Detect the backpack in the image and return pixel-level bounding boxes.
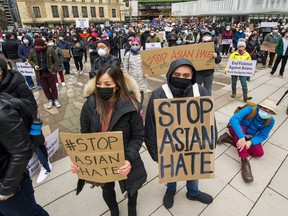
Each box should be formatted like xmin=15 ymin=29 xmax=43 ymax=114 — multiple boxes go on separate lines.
xmin=234 ymin=102 xmax=272 ymax=127
xmin=0 ymin=92 xmax=44 ymax=150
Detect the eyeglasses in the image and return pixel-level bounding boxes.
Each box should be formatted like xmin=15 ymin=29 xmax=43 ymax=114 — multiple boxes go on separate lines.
xmin=259 ymin=106 xmax=274 ymax=114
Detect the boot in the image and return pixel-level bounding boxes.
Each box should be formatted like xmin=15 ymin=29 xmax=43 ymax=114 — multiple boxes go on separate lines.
xmin=128 ymin=205 xmax=137 ymax=216
xmin=110 ymin=207 xmax=119 ymax=216
xmin=241 ymin=158 xmax=254 ymax=182
xmin=243 ymin=89 xmax=252 ymax=102
xmin=217 ymin=132 xmax=234 ymax=145
xmin=163 ymin=188 xmax=176 ymax=209
xmin=231 ymin=88 xmax=236 ymax=98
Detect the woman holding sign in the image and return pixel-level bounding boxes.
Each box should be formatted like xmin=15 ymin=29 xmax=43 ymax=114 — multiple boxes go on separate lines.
xmin=71 ymin=65 xmax=147 ymax=216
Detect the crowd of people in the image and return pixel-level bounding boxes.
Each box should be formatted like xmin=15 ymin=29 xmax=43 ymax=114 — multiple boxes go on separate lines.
xmin=0 ymin=19 xmax=287 ymax=216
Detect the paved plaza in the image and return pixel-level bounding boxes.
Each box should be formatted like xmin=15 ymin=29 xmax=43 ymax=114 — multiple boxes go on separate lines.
xmin=31 ymin=57 xmax=288 ymax=216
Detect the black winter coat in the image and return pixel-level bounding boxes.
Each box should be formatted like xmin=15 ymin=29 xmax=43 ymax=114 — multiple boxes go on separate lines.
xmin=79 ymin=94 xmax=147 ymax=196
xmin=89 ymin=54 xmax=120 ymax=78
xmin=0 ymin=96 xmax=33 ymax=196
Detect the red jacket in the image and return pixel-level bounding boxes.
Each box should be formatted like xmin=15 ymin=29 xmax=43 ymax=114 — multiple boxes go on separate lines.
xmin=222 ymin=30 xmax=234 ymax=40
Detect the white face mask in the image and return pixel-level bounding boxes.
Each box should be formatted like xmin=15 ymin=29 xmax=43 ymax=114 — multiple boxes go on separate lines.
xmin=131 ymin=45 xmax=140 ymax=51
xmin=23 ymin=39 xmax=29 ymax=44
xmin=258 ymin=110 xmax=271 ymax=119
xmin=150 ymin=32 xmax=155 ymax=36
xmin=59 ymin=37 xmax=64 ymax=41
xmin=98 ymin=48 xmax=107 ymax=57
xmin=48 ymin=42 xmax=54 ymax=47
xmin=273 ymin=30 xmax=278 ymax=34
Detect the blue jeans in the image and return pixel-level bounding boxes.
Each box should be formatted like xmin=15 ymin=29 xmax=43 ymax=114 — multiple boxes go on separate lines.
xmin=167 ymin=180 xmax=199 ymax=197
xmin=25 ymin=76 xmax=41 ymax=88
xmin=0 ymin=173 xmax=49 ymax=216
xmin=231 ymin=75 xmax=247 ymax=90
xmin=63 ymin=61 xmax=70 ymax=74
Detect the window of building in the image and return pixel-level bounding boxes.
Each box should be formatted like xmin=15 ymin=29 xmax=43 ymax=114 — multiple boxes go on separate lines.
xmin=91 ymin=7 xmax=96 ymax=17
xmin=62 ymin=0 xmax=66 ymax=2
xmin=99 ymin=0 xmax=103 ymax=3
xmin=82 ymin=6 xmax=88 ymax=17
xmin=72 ymin=0 xmax=76 ymax=2
xmin=62 ymin=6 xmax=69 ymax=18
xmin=33 ymin=6 xmax=41 ymax=18
xmin=112 ymin=9 xmax=116 ymax=18
xmin=82 ymin=0 xmax=85 ymax=2
xmin=72 ymin=6 xmax=79 ymax=17
xmin=99 ymin=7 xmax=104 ymax=17
xmin=108 ymin=0 xmax=111 ymax=3
xmin=51 ymin=6 xmax=59 ymax=18
xmin=91 ymin=0 xmax=94 ymax=2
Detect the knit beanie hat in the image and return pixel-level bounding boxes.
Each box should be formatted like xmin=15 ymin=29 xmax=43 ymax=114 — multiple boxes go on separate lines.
xmin=131 ymin=38 xmax=141 ymax=45
xmin=97 ymin=40 xmax=110 ymax=48
xmin=34 ymin=38 xmax=45 ymax=46
xmin=237 ymin=38 xmax=246 ymax=48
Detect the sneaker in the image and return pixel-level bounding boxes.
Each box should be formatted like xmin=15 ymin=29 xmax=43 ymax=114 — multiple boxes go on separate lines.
xmin=54 ymin=100 xmax=61 ymax=108
xmin=56 ymin=83 xmax=59 ymax=87
xmin=36 ymin=163 xmax=52 ymax=184
xmin=47 ymin=100 xmax=53 ymax=109
xmin=79 ymin=70 xmax=83 ymax=74
xmin=37 ymin=86 xmax=42 ymax=90
xmin=61 ymin=82 xmax=66 ymax=87
xmin=77 ymin=70 xmax=81 ymax=74
xmin=163 ymin=188 xmax=176 ymax=209
xmin=186 ymin=191 xmax=213 ymax=204
xmin=279 ymin=75 xmax=283 ymax=78
xmin=29 ymin=86 xmax=35 ymax=90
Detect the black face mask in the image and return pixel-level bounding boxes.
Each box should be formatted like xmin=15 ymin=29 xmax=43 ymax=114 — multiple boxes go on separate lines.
xmin=96 ymin=87 xmax=114 ymax=100
xmin=171 ymin=77 xmax=191 ymax=89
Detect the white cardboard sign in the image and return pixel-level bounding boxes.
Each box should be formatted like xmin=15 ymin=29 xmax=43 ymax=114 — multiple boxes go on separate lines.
xmin=16 ymin=63 xmax=35 ymax=76
xmin=75 ymin=18 xmax=89 ymax=28
xmin=145 ymin=42 xmax=162 ymax=50
xmin=226 ymin=60 xmax=257 ymax=77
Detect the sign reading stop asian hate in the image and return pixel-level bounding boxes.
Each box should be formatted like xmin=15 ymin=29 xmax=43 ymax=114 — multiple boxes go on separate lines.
xmin=60 ymin=132 xmax=127 ymax=183
xmin=140 ymin=42 xmax=215 ymax=76
xmin=154 ymin=97 xmax=215 ymax=183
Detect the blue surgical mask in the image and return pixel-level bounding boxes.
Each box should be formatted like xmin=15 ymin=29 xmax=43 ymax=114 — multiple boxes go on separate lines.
xmin=176 ymin=40 xmax=182 ymax=45
xmin=258 ymin=110 xmax=271 ymax=119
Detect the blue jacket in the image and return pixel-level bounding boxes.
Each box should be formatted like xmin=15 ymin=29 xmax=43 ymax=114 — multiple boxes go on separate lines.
xmin=233 ymin=32 xmax=246 ymax=48
xmin=57 ymin=40 xmax=70 ymax=62
xmin=18 ymin=35 xmax=33 ymax=62
xmin=229 ymin=106 xmax=275 ymax=146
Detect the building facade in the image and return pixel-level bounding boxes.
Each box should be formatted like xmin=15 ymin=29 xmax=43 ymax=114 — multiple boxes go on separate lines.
xmin=172 ymin=0 xmax=288 ymax=23
xmin=0 ymin=0 xmax=14 ymax=28
xmin=16 ymin=0 xmax=124 ymax=27
xmin=0 ymin=5 xmax=8 ymax=30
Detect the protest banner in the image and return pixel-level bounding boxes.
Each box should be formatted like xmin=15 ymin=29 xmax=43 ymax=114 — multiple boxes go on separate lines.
xmin=62 ymin=49 xmax=71 ymax=58
xmin=164 ymin=27 xmax=173 ymax=32
xmin=60 ymin=131 xmax=126 ymax=183
xmin=226 ymin=60 xmax=257 ymax=77
xmin=27 ymin=129 xmax=59 ymax=176
xmin=140 ymin=42 xmax=214 ymax=76
xmin=154 ymin=97 xmax=215 ymax=183
xmin=75 ymin=18 xmax=89 ymax=28
xmin=260 ymin=42 xmax=276 ymax=53
xmin=146 ymin=42 xmax=162 ymax=50
xmin=260 ymin=22 xmax=278 ymax=28
xmin=16 ymin=62 xmax=35 ymax=76
xmin=221 ymin=39 xmax=232 ymax=45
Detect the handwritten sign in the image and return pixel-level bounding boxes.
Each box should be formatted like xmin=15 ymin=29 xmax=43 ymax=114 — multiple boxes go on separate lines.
xmin=75 ymin=18 xmax=89 ymax=28
xmin=60 ymin=132 xmax=126 ymax=183
xmin=260 ymin=22 xmax=278 ymax=28
xmin=16 ymin=62 xmax=35 ymax=76
xmin=165 ymin=27 xmax=173 ymax=32
xmin=260 ymin=42 xmax=276 ymax=53
xmin=27 ymin=129 xmax=59 ymax=176
xmin=221 ymin=39 xmax=232 ymax=45
xmin=226 ymin=60 xmax=257 ymax=77
xmin=62 ymin=49 xmax=71 ymax=58
xmin=154 ymin=97 xmax=215 ymax=183
xmin=146 ymin=42 xmax=162 ymax=50
xmin=140 ymin=42 xmax=214 ymax=76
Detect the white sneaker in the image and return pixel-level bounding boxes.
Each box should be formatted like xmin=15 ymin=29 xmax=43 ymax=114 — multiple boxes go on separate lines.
xmin=47 ymin=100 xmax=53 ymax=109
xmin=54 ymin=100 xmax=61 ymax=108
xmin=79 ymin=71 xmax=83 ymax=74
xmin=56 ymin=83 xmax=59 ymax=87
xmin=36 ymin=163 xmax=52 ymax=184
xmin=61 ymin=82 xmax=66 ymax=87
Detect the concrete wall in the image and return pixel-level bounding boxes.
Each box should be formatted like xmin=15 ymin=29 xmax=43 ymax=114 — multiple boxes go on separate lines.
xmin=172 ymin=0 xmax=288 ymax=16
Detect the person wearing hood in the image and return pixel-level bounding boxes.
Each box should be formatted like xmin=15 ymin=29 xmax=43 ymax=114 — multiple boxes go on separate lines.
xmin=233 ymin=28 xmax=246 ymax=50
xmin=57 ymin=36 xmax=71 ymax=75
xmin=123 ymin=38 xmax=147 ymax=106
xmin=140 ymin=27 xmax=150 ymax=50
xmin=71 ymin=35 xmax=85 ymax=74
xmin=217 ymin=99 xmax=276 ymax=182
xmin=167 ymin=28 xmax=178 ymax=47
xmin=145 ymin=58 xmax=215 ymax=209
xmin=262 ymin=27 xmax=282 ymax=68
xmin=196 ymin=32 xmax=221 ymax=95
xmin=89 ymin=40 xmax=120 ymax=79
xmin=18 ymin=35 xmax=41 ymax=90
xmin=71 ymin=65 xmax=147 ymax=216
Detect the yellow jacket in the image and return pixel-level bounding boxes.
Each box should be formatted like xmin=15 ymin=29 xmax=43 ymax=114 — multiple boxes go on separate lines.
xmin=225 ymin=51 xmax=252 ymax=72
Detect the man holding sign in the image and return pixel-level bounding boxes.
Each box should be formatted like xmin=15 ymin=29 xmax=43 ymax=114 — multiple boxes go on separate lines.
xmin=145 ymin=58 xmax=215 ymax=209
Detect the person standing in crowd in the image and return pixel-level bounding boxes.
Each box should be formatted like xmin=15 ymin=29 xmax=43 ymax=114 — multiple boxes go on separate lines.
xmin=262 ymin=26 xmax=282 ymax=68
xmin=175 ymin=37 xmax=183 ymax=46
xmin=146 ymin=29 xmax=161 ymax=44
xmin=140 ymin=27 xmax=150 ymax=50
xmin=116 ymin=30 xmax=127 ymax=60
xmin=217 ymin=99 xmax=276 ymax=182
xmin=227 ymin=39 xmax=253 ymax=102
xmin=89 ymin=40 xmax=120 ymax=79
xmin=78 ymin=28 xmax=90 ymax=63
xmin=196 ymin=32 xmax=221 ymax=95
xmin=57 ymin=36 xmax=71 ymax=75
xmin=28 ymin=38 xmax=61 ymax=108
xmin=71 ymin=65 xmax=147 ymax=216
xmin=123 ymin=38 xmax=147 ymax=107
xmin=88 ymin=35 xmax=100 ymax=69
xmin=233 ymin=28 xmax=245 ymax=51
xmin=145 ymin=58 xmax=214 ymax=209
xmin=48 ymin=39 xmax=65 ymax=87
xmin=18 ymin=35 xmax=41 ymax=90
xmin=0 ymin=93 xmax=49 ymax=216
xmin=167 ymin=28 xmax=178 ymax=47
xmin=183 ymin=29 xmax=196 ymax=45
xmin=71 ymin=35 xmax=85 ymax=74
xmin=221 ymin=25 xmax=234 ymax=57
xmin=270 ymin=28 xmax=288 ymax=78
xmin=2 ymin=32 xmax=21 ymax=70
xmin=246 ymin=34 xmax=261 ymax=61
